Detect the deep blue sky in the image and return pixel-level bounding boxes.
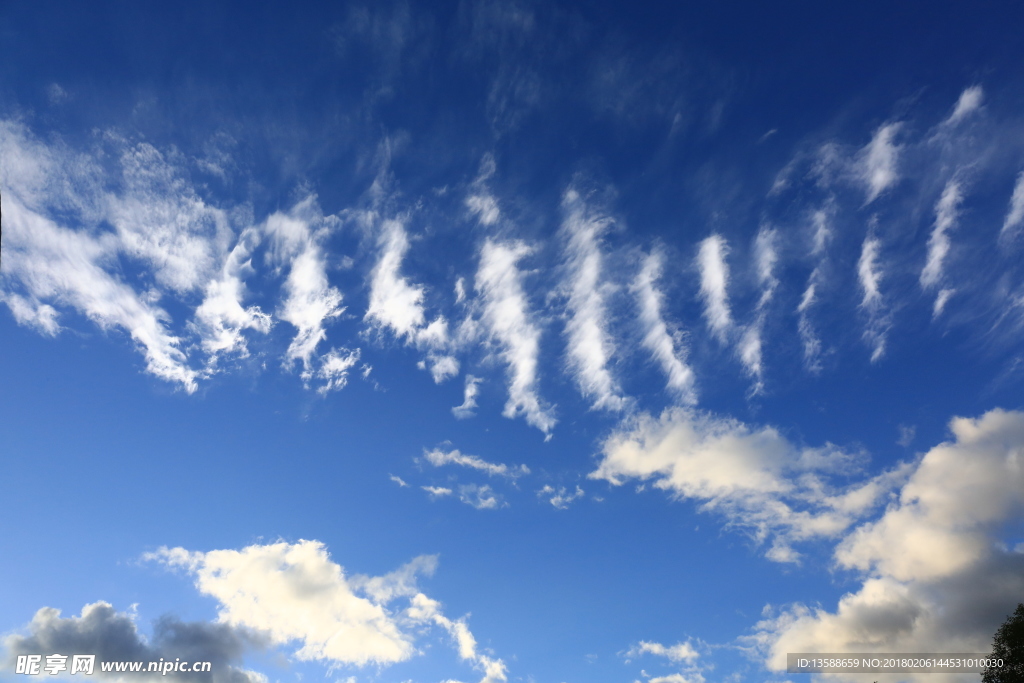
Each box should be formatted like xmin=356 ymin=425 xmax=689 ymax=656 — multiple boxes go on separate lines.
xmin=2 ymin=3 xmax=1024 ymax=683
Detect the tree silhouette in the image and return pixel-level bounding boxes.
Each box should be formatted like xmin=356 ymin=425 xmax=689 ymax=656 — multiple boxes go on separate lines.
xmin=984 ymin=603 xmax=1024 ymax=683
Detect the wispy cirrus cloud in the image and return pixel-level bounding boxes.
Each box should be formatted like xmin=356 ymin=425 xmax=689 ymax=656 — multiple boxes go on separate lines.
xmin=474 ymin=238 xmax=556 ymax=435
xmin=857 ymin=233 xmax=889 ymax=362
xmin=422 ymin=446 xmax=529 ymax=479
xmin=632 ymin=249 xmax=696 ymax=404
xmin=559 ymin=188 xmax=627 ymax=411
xmin=695 ymin=235 xmax=732 ymax=344
xmin=265 ymin=197 xmax=348 ymax=387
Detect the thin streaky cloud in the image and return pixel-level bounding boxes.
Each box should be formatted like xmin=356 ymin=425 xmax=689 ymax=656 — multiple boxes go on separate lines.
xmin=857 ymin=122 xmax=902 ymax=204
xmin=942 ymin=84 xmax=984 ymax=127
xmin=474 ymin=238 xmax=557 ymax=435
xmin=1001 ymin=171 xmax=1024 ymax=237
xmin=265 ymin=198 xmax=345 ymax=384
xmin=633 ymin=249 xmax=697 ymax=404
xmin=741 ymin=228 xmax=780 ymax=391
xmin=560 ymin=188 xmax=627 ymax=412
xmin=696 ymin=234 xmax=732 ymax=343
xmin=857 ymin=234 xmax=888 ymax=362
xmin=423 ymin=447 xmax=529 ymax=479
xmin=920 ymin=178 xmax=963 ymax=290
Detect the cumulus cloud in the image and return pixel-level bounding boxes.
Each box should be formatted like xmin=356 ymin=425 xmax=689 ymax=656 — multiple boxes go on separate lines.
xmin=857 ymin=234 xmax=889 ymax=362
xmin=857 ymin=123 xmax=902 ymax=204
xmin=590 ymin=408 xmax=909 ymax=562
xmin=695 ymin=235 xmax=732 ymax=344
xmin=559 ymin=188 xmax=627 ymax=411
xmin=753 ymin=409 xmax=1024 ymax=683
xmin=423 ymin=447 xmax=529 ymax=479
xmin=3 ymin=601 xmax=267 ymax=683
xmin=632 ymin=249 xmax=696 ymax=404
xmin=474 ymin=239 xmax=556 ymax=435
xmin=452 ymin=375 xmax=482 ymax=419
xmin=265 ymin=198 xmax=346 ymax=385
xmin=537 ymin=485 xmax=584 ymax=510
xmin=921 ymin=179 xmax=964 ymax=292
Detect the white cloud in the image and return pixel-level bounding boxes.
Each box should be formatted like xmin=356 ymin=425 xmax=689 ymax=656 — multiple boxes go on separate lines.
xmin=0 ymin=121 xmax=207 ymax=391
xmin=423 ymin=485 xmax=454 ymax=498
xmin=857 ymin=235 xmax=889 ymax=362
xmin=148 ymin=542 xmax=505 ymax=681
xmin=942 ymin=85 xmax=984 ymax=127
xmin=192 ymin=227 xmax=273 ymax=365
xmin=590 ymin=409 xmax=909 ymax=562
xmin=474 ymin=239 xmax=556 ymax=435
xmin=559 ymin=188 xmax=627 ymax=411
xmin=627 ymin=640 xmax=699 ymax=663
xmin=632 ymin=250 xmax=696 ymax=404
xmin=537 ymin=485 xmax=584 ymax=510
xmin=423 ymin=447 xmax=529 ymax=479
xmin=920 ymin=179 xmax=964 ymax=290
xmin=696 ymin=235 xmax=732 ymax=343
xmin=857 ymin=123 xmax=902 ymax=204
xmin=1000 ymin=171 xmax=1024 ymax=238
xmin=316 ymin=347 xmax=361 ymax=395
xmin=147 ymin=541 xmax=417 ymax=666
xmin=365 ymin=217 xmax=427 ymax=340
xmin=453 ymin=375 xmax=482 ymax=419
xmin=1 ymin=191 xmax=199 ymax=392
xmin=933 ymin=287 xmax=955 ymax=318
xmin=753 ymin=409 xmax=1024 ymax=683
xmin=797 ymin=208 xmax=833 ymax=374
xmin=458 ymin=484 xmax=502 ymax=510
xmin=406 ymin=594 xmax=507 ymax=683
xmin=389 ymin=475 xmax=409 ymax=487
xmin=265 ymin=198 xmax=345 ymax=383
xmin=740 ymin=228 xmax=780 ymax=391
xmin=106 ymin=141 xmax=233 ymax=294
xmin=465 ymin=154 xmax=501 ymax=226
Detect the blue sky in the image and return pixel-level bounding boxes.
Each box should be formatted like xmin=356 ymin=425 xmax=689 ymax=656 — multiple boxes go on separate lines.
xmin=2 ymin=2 xmax=1024 ymax=683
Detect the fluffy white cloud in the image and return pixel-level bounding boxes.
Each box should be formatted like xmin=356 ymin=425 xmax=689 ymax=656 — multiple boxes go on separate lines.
xmin=559 ymin=188 xmax=627 ymax=411
xmin=423 ymin=447 xmax=529 ymax=479
xmin=590 ymin=408 xmax=908 ymax=562
xmin=633 ymin=250 xmax=696 ymax=404
xmin=695 ymin=235 xmax=732 ymax=344
xmin=474 ymin=239 xmax=556 ymax=435
xmin=627 ymin=640 xmax=699 ymax=664
xmin=753 ymin=409 xmax=1024 ymax=683
xmin=316 ymin=347 xmax=361 ymax=395
xmin=148 ymin=542 xmax=506 ymax=681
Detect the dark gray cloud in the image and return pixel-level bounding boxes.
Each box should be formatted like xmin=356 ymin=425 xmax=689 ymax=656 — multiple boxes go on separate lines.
xmin=3 ymin=602 xmax=267 ymax=683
